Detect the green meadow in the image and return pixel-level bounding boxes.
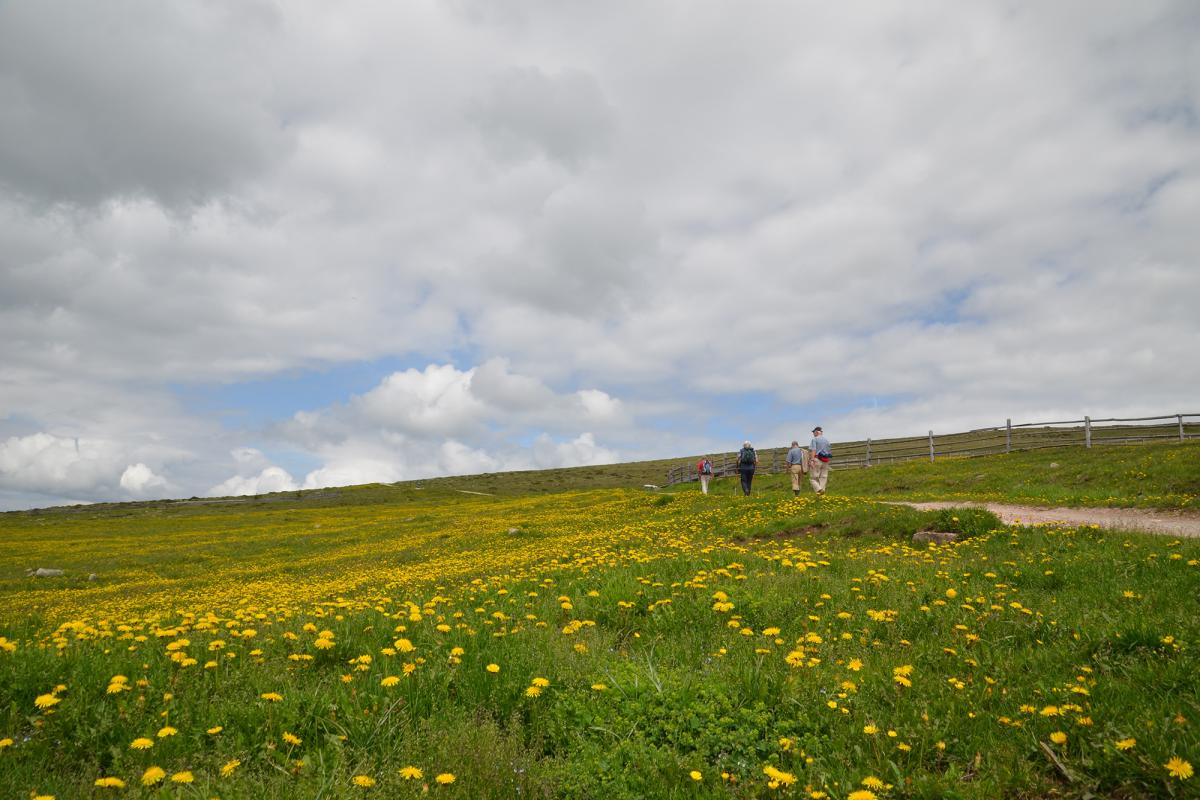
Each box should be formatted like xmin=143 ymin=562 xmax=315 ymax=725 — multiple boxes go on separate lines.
xmin=0 ymin=442 xmax=1197 ymax=798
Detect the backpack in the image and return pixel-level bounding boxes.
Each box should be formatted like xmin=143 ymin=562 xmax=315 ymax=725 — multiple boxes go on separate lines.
xmin=697 ymin=459 xmax=711 ymax=475
xmin=738 ymin=447 xmax=756 ymax=466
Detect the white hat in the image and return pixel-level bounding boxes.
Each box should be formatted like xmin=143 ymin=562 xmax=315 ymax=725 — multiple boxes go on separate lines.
xmin=743 ymin=440 xmax=752 ymax=447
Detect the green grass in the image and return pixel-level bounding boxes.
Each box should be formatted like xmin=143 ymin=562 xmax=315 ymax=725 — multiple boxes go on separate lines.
xmin=0 ymin=443 xmax=1198 ymax=798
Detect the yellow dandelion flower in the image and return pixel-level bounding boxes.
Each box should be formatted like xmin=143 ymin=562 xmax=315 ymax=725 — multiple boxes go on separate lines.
xmin=130 ymin=737 xmax=154 ymax=750
xmin=157 ymin=726 xmax=177 ymax=738
xmin=486 ymin=663 xmax=500 ymax=673
xmin=1165 ymin=757 xmax=1193 ymax=780
xmin=381 ymin=675 xmax=400 ymax=687
xmin=524 ymin=685 xmax=542 ymax=697
xmin=141 ymin=766 xmax=166 ymax=786
xmin=260 ymin=692 xmax=283 ymax=702
xmin=283 ymin=732 xmax=303 ymax=746
xmin=532 ymin=677 xmax=550 ymax=687
xmin=591 ymin=683 xmax=608 ymax=691
xmin=94 ymin=777 xmax=126 ymax=788
xmin=399 ymin=766 xmax=424 ymax=780
xmin=1050 ymin=731 xmax=1067 ymax=745
xmin=848 ymin=791 xmax=878 ymax=800
xmin=221 ymin=759 xmax=241 ymax=777
xmin=170 ymin=771 xmax=193 ymax=784
xmin=207 ymin=726 xmax=223 ymax=735
xmin=1115 ymin=738 xmax=1136 ymax=751
xmin=848 ymin=658 xmax=863 ymax=671
xmin=861 ymin=776 xmax=884 ymax=789
xmin=0 ymin=737 xmax=12 ymax=749
xmin=352 ymin=775 xmax=376 ymax=787
xmin=690 ymin=770 xmax=703 ymax=781
xmin=34 ymin=694 xmax=60 ymax=710
xmin=435 ymin=772 xmax=456 ymax=785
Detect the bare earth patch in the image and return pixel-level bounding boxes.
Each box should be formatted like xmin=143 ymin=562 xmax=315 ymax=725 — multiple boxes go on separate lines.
xmin=888 ymin=501 xmax=1200 ymax=538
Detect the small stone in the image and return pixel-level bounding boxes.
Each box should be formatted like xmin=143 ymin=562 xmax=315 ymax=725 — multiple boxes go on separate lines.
xmin=88 ymin=573 xmax=97 ymax=581
xmin=507 ymin=527 xmax=521 ymax=535
xmin=643 ymin=484 xmax=660 ymax=490
xmin=1049 ymin=462 xmax=1059 ymax=468
xmin=912 ymin=531 xmax=959 ymax=545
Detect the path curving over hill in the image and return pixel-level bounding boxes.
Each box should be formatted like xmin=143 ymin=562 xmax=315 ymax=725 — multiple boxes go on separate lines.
xmin=888 ymin=501 xmax=1200 ymax=538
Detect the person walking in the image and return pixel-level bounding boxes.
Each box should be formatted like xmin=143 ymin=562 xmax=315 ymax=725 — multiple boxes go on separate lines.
xmin=808 ymin=426 xmax=832 ymax=495
xmin=696 ymin=456 xmax=714 ymax=495
xmin=785 ymin=440 xmax=808 ymax=496
xmin=737 ymin=441 xmax=757 ymax=496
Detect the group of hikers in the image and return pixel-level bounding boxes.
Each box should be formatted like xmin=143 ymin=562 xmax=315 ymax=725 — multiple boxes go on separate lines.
xmin=696 ymin=426 xmax=832 ymax=497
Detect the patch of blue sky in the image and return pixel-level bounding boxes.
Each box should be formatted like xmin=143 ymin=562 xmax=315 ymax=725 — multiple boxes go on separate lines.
xmin=171 ymin=355 xmax=432 ymax=430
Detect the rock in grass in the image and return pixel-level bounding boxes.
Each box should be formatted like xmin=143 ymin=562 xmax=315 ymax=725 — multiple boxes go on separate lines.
xmin=912 ymin=531 xmax=958 ymax=544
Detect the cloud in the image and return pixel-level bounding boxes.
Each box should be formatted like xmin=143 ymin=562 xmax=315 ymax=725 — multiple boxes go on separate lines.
xmin=119 ymin=463 xmax=168 ymax=495
xmin=0 ymin=432 xmax=120 ymax=495
xmin=208 ymin=466 xmax=300 ymax=498
xmin=1 ymin=3 xmax=1198 ymax=508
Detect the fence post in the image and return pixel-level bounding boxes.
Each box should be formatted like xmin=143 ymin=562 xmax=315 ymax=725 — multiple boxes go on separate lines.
xmin=771 ymin=450 xmax=777 ymax=474
xmin=865 ymin=438 xmax=871 ymax=467
xmin=1005 ymin=418 xmax=1011 ymax=453
xmin=1180 ymin=414 xmax=1186 ymax=442
xmin=1085 ymin=416 xmax=1091 ymax=449
xmin=928 ymin=430 xmax=935 ymax=462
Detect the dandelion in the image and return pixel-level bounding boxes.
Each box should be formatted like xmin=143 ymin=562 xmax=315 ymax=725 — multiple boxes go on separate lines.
xmin=861 ymin=776 xmax=884 ymax=789
xmin=690 ymin=770 xmax=703 ymax=781
xmin=591 ymin=683 xmax=608 ymax=691
xmin=532 ymin=677 xmax=550 ymax=687
xmin=171 ymin=771 xmax=194 ymax=783
xmin=207 ymin=726 xmax=223 ymax=735
xmin=283 ymin=732 xmax=303 ymax=746
xmin=1050 ymin=731 xmax=1067 ymax=745
xmin=157 ymin=725 xmax=177 ymax=738
xmin=848 ymin=658 xmax=863 ymax=671
xmin=399 ymin=766 xmax=423 ymax=780
xmin=1165 ymin=757 xmax=1193 ymax=780
xmin=381 ymin=675 xmax=400 ymax=687
xmin=352 ymin=775 xmax=376 ymax=787
xmin=486 ymin=663 xmax=500 ymax=673
xmin=0 ymin=737 xmax=11 ymax=749
xmin=848 ymin=792 xmax=878 ymax=800
xmin=221 ymin=759 xmax=241 ymax=777
xmin=436 ymin=772 xmax=456 ymax=785
xmin=94 ymin=777 xmax=126 ymax=788
xmin=260 ymin=692 xmax=283 ymax=702
xmin=1115 ymin=738 xmax=1136 ymax=751
xmin=141 ymin=766 xmax=165 ymax=786
xmin=34 ymin=694 xmax=60 ymax=710
xmin=524 ymin=686 xmax=542 ymax=697
xmin=130 ymin=737 xmax=154 ymax=749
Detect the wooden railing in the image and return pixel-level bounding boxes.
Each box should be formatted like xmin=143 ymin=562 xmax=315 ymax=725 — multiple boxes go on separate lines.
xmin=665 ymin=412 xmax=1200 ymax=485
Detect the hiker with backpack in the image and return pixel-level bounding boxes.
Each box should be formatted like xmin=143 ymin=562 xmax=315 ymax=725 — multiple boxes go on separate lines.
xmin=808 ymin=426 xmax=832 ymax=494
xmin=696 ymin=456 xmax=714 ymax=494
xmin=786 ymin=440 xmax=808 ymax=496
xmin=736 ymin=441 xmax=757 ymax=495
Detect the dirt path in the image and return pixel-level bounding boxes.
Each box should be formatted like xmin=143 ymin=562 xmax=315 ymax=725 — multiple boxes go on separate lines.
xmin=888 ymin=501 xmax=1200 ymax=538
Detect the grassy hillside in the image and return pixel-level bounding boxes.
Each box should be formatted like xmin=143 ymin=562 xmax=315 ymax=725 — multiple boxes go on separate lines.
xmin=0 ymin=443 xmax=1198 ymax=798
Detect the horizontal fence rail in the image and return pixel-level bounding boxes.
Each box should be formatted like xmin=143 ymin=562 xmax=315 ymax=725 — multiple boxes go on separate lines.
xmin=665 ymin=412 xmax=1200 ymax=486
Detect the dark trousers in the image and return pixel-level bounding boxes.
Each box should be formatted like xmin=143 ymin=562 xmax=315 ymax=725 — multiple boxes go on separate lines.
xmin=739 ymin=467 xmax=755 ymax=495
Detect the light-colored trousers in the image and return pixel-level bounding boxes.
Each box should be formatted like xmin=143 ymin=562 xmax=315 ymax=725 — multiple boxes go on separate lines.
xmin=788 ymin=462 xmax=807 ymax=491
xmin=809 ymin=460 xmax=829 ymax=492
xmin=699 ymin=474 xmax=711 ymax=494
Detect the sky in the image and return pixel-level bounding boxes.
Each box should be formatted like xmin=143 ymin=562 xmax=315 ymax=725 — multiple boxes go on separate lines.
xmin=1 ymin=1 xmax=1198 ymax=511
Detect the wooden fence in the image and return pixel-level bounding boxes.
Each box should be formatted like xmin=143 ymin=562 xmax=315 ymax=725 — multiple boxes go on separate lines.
xmin=665 ymin=412 xmax=1200 ymax=485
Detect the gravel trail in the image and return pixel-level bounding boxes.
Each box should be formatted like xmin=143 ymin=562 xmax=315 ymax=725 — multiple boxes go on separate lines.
xmin=887 ymin=501 xmax=1200 ymax=538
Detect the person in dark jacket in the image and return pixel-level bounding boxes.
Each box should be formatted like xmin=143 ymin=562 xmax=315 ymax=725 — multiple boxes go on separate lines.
xmin=737 ymin=440 xmax=757 ymax=495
